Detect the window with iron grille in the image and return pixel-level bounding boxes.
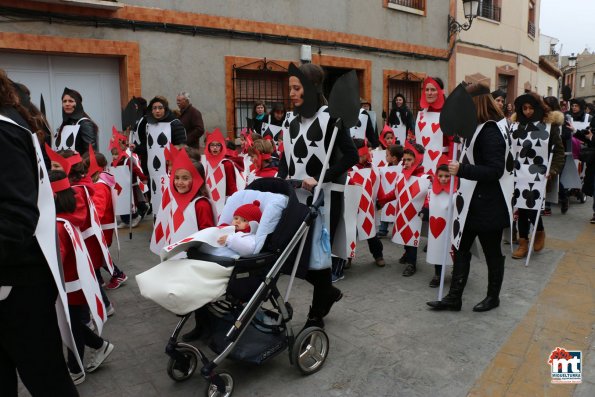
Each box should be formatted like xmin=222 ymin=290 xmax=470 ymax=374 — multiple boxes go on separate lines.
xmin=528 ymin=0 xmax=536 ymax=38
xmin=387 ymin=0 xmax=426 ymax=13
xmin=386 ymin=72 xmax=423 ymax=123
xmin=478 ymin=0 xmax=501 ymax=22
xmin=232 ymin=59 xmax=289 ymax=137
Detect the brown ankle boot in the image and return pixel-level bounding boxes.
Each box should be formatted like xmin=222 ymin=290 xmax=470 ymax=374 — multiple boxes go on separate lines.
xmin=512 ymin=238 xmax=529 ymax=259
xmin=534 ymin=231 xmax=545 ymax=252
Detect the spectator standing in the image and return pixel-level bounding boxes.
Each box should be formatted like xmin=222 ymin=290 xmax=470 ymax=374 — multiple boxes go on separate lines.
xmin=176 ymin=91 xmax=205 ymax=149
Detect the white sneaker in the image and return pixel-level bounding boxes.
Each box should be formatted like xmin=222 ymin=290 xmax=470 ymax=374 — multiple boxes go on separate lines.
xmin=106 ymin=304 xmax=115 ymax=317
xmin=130 ymin=216 xmax=142 ymax=228
xmin=117 ymin=222 xmax=128 ymax=229
xmin=70 ymin=370 xmax=85 ymax=385
xmin=85 ymin=341 xmax=114 ymax=373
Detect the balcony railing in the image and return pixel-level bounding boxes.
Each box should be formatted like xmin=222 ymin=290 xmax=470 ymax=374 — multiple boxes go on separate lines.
xmin=478 ymin=3 xmax=501 ymax=22
xmin=528 ymin=20 xmax=536 ymax=37
xmin=388 ymin=0 xmax=425 ymax=12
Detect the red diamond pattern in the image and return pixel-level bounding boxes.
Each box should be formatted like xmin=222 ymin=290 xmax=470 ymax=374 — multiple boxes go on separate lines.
xmin=350 ymin=241 xmax=356 ymax=250
xmin=211 ymin=188 xmax=220 ymax=202
xmin=161 ymin=190 xmax=171 ymax=209
xmin=155 ymin=223 xmax=164 ymax=242
xmin=387 ymin=203 xmax=396 ymax=216
xmin=172 ymin=208 xmax=184 ymax=231
xmin=359 ymin=195 xmax=370 ymax=212
xmin=409 ymin=180 xmax=420 ymax=199
xmin=362 ymin=218 xmax=373 ymax=235
xmin=396 ymin=213 xmax=405 ymax=230
xmin=96 ymin=295 xmax=105 ymax=321
xmin=399 ymin=191 xmax=409 ymax=208
xmin=401 ymin=226 xmax=413 ymax=243
xmin=404 ymin=203 xmax=417 ymax=221
xmin=165 ymin=224 xmax=170 ymax=240
xmin=213 ymin=166 xmax=224 ymax=184
xmin=397 ymin=176 xmax=406 ymax=192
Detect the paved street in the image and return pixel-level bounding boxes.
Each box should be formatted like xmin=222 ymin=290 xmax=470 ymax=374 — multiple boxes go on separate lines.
xmin=21 ymin=197 xmax=595 ymax=397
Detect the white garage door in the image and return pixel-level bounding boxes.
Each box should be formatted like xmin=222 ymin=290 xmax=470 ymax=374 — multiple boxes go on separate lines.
xmin=0 ymin=52 xmax=122 ymax=155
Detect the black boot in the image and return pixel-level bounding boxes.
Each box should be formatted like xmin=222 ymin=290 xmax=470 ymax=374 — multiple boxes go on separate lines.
xmin=305 ymin=269 xmax=343 ymax=325
xmin=427 ymin=252 xmax=471 ymax=311
xmin=473 ymin=255 xmax=505 ymax=312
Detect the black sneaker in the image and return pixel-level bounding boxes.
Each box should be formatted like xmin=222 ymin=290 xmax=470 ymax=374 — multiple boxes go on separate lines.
xmin=429 ymin=275 xmax=440 ymax=288
xmin=398 ymin=252 xmax=407 ymax=264
xmin=561 ymin=199 xmax=569 ymax=214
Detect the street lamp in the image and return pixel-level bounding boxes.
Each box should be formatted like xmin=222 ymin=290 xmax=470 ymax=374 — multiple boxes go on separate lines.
xmin=448 ymin=0 xmax=480 ymax=42
xmin=568 ymin=54 xmax=577 ymax=68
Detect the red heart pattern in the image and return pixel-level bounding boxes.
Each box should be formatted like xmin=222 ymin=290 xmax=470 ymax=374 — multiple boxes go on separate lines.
xmin=431 ymin=123 xmax=440 ymax=133
xmin=429 ymin=216 xmax=446 ymax=238
xmin=418 ymin=121 xmax=427 ymax=131
xmin=428 ymin=150 xmax=440 ymax=161
xmin=422 ymin=136 xmax=430 ymax=147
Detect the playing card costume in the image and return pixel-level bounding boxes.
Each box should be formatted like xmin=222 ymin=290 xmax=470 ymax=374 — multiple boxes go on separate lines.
xmin=151 ymin=147 xmax=216 ymax=255
xmin=54 ymin=87 xmax=98 ymax=155
xmin=0 ymin=106 xmax=80 ymax=395
xmin=133 ymin=96 xmax=187 ymax=213
xmin=349 ymin=108 xmax=379 ymax=147
xmin=389 ymin=144 xmax=431 ymax=248
xmin=427 ymin=83 xmax=514 ymax=313
xmin=561 ymin=98 xmax=590 ymax=189
xmin=415 ymin=78 xmax=451 ymax=174
xmin=203 ymin=128 xmax=244 ymax=216
xmin=510 ymin=94 xmax=565 ymax=259
xmin=277 ymin=63 xmax=359 ymax=328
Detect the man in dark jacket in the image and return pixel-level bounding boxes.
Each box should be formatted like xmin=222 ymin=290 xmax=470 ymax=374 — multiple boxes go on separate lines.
xmin=176 ymin=92 xmax=205 ymax=149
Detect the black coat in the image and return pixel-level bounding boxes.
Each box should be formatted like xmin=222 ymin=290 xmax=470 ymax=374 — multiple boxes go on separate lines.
xmin=0 ymin=107 xmax=52 ymax=286
xmin=457 ymin=122 xmax=509 ymax=231
xmin=577 ymin=132 xmax=595 ymax=196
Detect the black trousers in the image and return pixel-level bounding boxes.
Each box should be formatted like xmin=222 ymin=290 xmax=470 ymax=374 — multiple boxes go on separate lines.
xmin=0 ymin=282 xmax=78 ymax=397
xmin=366 ymin=236 xmax=383 ymax=259
xmin=517 ymin=208 xmax=544 ymax=239
xmin=67 ymin=305 xmax=104 ymax=374
xmin=456 ymin=227 xmax=503 ymax=259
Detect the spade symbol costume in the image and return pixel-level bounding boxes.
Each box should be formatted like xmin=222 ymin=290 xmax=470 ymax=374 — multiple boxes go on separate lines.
xmin=55 ymin=87 xmax=97 ymax=155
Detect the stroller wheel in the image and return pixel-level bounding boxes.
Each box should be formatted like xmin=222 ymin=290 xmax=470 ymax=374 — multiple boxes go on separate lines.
xmin=292 ymin=327 xmax=329 ymax=375
xmin=205 ymin=372 xmax=234 ymax=397
xmin=167 ymin=346 xmax=199 ymax=382
xmin=579 ymin=192 xmax=587 ymax=203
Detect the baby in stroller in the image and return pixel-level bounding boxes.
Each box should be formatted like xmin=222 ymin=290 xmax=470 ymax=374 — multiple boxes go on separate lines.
xmin=137 ymin=179 xmax=331 ymax=393
xmin=216 ymin=200 xmax=262 ymax=257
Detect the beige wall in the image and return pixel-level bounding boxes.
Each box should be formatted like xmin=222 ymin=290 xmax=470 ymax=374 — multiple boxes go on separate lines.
xmin=536 ymin=70 xmax=559 ymax=97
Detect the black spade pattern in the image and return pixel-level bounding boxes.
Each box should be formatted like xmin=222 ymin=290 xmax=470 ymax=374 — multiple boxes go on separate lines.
xmin=262 ymin=127 xmax=273 ymax=140
xmin=65 ymin=133 xmax=75 ymax=149
xmin=289 ymin=116 xmax=301 ymax=143
xmin=152 ymin=155 xmax=162 ymax=172
xmin=306 ymin=119 xmax=323 ymax=147
xmin=305 ymin=154 xmax=323 ymax=178
xmin=39 ymin=164 xmax=44 ymax=181
xmin=293 ymin=135 xmax=308 ymax=164
xmin=288 ymin=157 xmax=295 ymax=177
xmin=506 ymin=152 xmax=515 ymax=173
xmin=152 ymin=178 xmax=157 ymax=194
xmin=157 ymin=132 xmax=168 ymax=148
xmin=456 ymin=194 xmax=465 ymax=213
xmin=55 ymin=134 xmax=62 ymax=148
xmin=147 ymin=133 xmax=154 ymax=149
xmin=453 ymin=218 xmax=460 ymax=238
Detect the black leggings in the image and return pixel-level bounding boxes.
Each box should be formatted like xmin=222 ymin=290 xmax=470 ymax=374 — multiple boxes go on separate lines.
xmin=67 ymin=305 xmax=104 ymax=374
xmin=517 ymin=208 xmax=544 ymax=239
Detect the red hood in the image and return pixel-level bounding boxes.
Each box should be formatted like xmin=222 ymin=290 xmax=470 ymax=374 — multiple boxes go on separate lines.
xmin=73 ymin=175 xmax=96 ymax=196
xmin=57 ymin=188 xmax=88 ymax=228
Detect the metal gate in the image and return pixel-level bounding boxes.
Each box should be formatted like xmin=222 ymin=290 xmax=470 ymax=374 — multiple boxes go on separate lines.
xmin=232 ymin=58 xmax=289 ymax=136
xmin=386 ymin=71 xmax=424 ymax=123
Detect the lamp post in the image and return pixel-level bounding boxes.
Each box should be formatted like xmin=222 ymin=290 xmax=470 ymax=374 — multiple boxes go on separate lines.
xmin=448 ymin=0 xmax=480 ymax=42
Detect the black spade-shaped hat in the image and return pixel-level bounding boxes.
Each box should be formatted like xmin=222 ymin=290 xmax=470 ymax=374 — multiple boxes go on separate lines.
xmin=439 ymin=82 xmax=477 ymax=139
xmin=328 ymin=70 xmax=360 ymax=129
xmin=288 ymin=63 xmax=319 ymax=119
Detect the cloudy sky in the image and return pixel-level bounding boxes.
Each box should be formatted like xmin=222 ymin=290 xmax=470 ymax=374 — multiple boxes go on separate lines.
xmin=540 ymin=0 xmax=595 ymax=55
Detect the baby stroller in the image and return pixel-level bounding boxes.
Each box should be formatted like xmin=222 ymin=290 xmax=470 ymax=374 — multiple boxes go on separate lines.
xmin=138 ymin=178 xmax=329 ymax=396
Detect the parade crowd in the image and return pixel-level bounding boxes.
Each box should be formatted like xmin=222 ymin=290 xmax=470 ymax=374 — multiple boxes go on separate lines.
xmin=1 ymin=61 xmax=594 ymax=395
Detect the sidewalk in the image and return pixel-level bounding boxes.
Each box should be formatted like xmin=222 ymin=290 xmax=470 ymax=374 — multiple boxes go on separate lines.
xmin=19 ymin=198 xmax=594 ymax=396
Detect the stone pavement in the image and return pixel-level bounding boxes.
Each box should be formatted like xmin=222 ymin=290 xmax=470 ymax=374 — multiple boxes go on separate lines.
xmin=19 ymin=197 xmax=595 ymax=397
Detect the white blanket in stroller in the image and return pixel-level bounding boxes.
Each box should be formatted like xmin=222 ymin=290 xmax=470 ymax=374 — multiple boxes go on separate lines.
xmin=136 ymin=258 xmax=233 ymax=315
xmin=136 ymin=190 xmax=289 ymax=315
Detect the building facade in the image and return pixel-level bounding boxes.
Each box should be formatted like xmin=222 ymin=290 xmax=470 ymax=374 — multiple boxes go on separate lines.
xmin=0 ymin=0 xmax=455 ymax=152
xmin=450 ymin=0 xmax=541 ymax=103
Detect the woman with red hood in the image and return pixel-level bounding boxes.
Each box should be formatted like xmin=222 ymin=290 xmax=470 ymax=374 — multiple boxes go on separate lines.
xmin=414 ymin=77 xmax=453 ymax=174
